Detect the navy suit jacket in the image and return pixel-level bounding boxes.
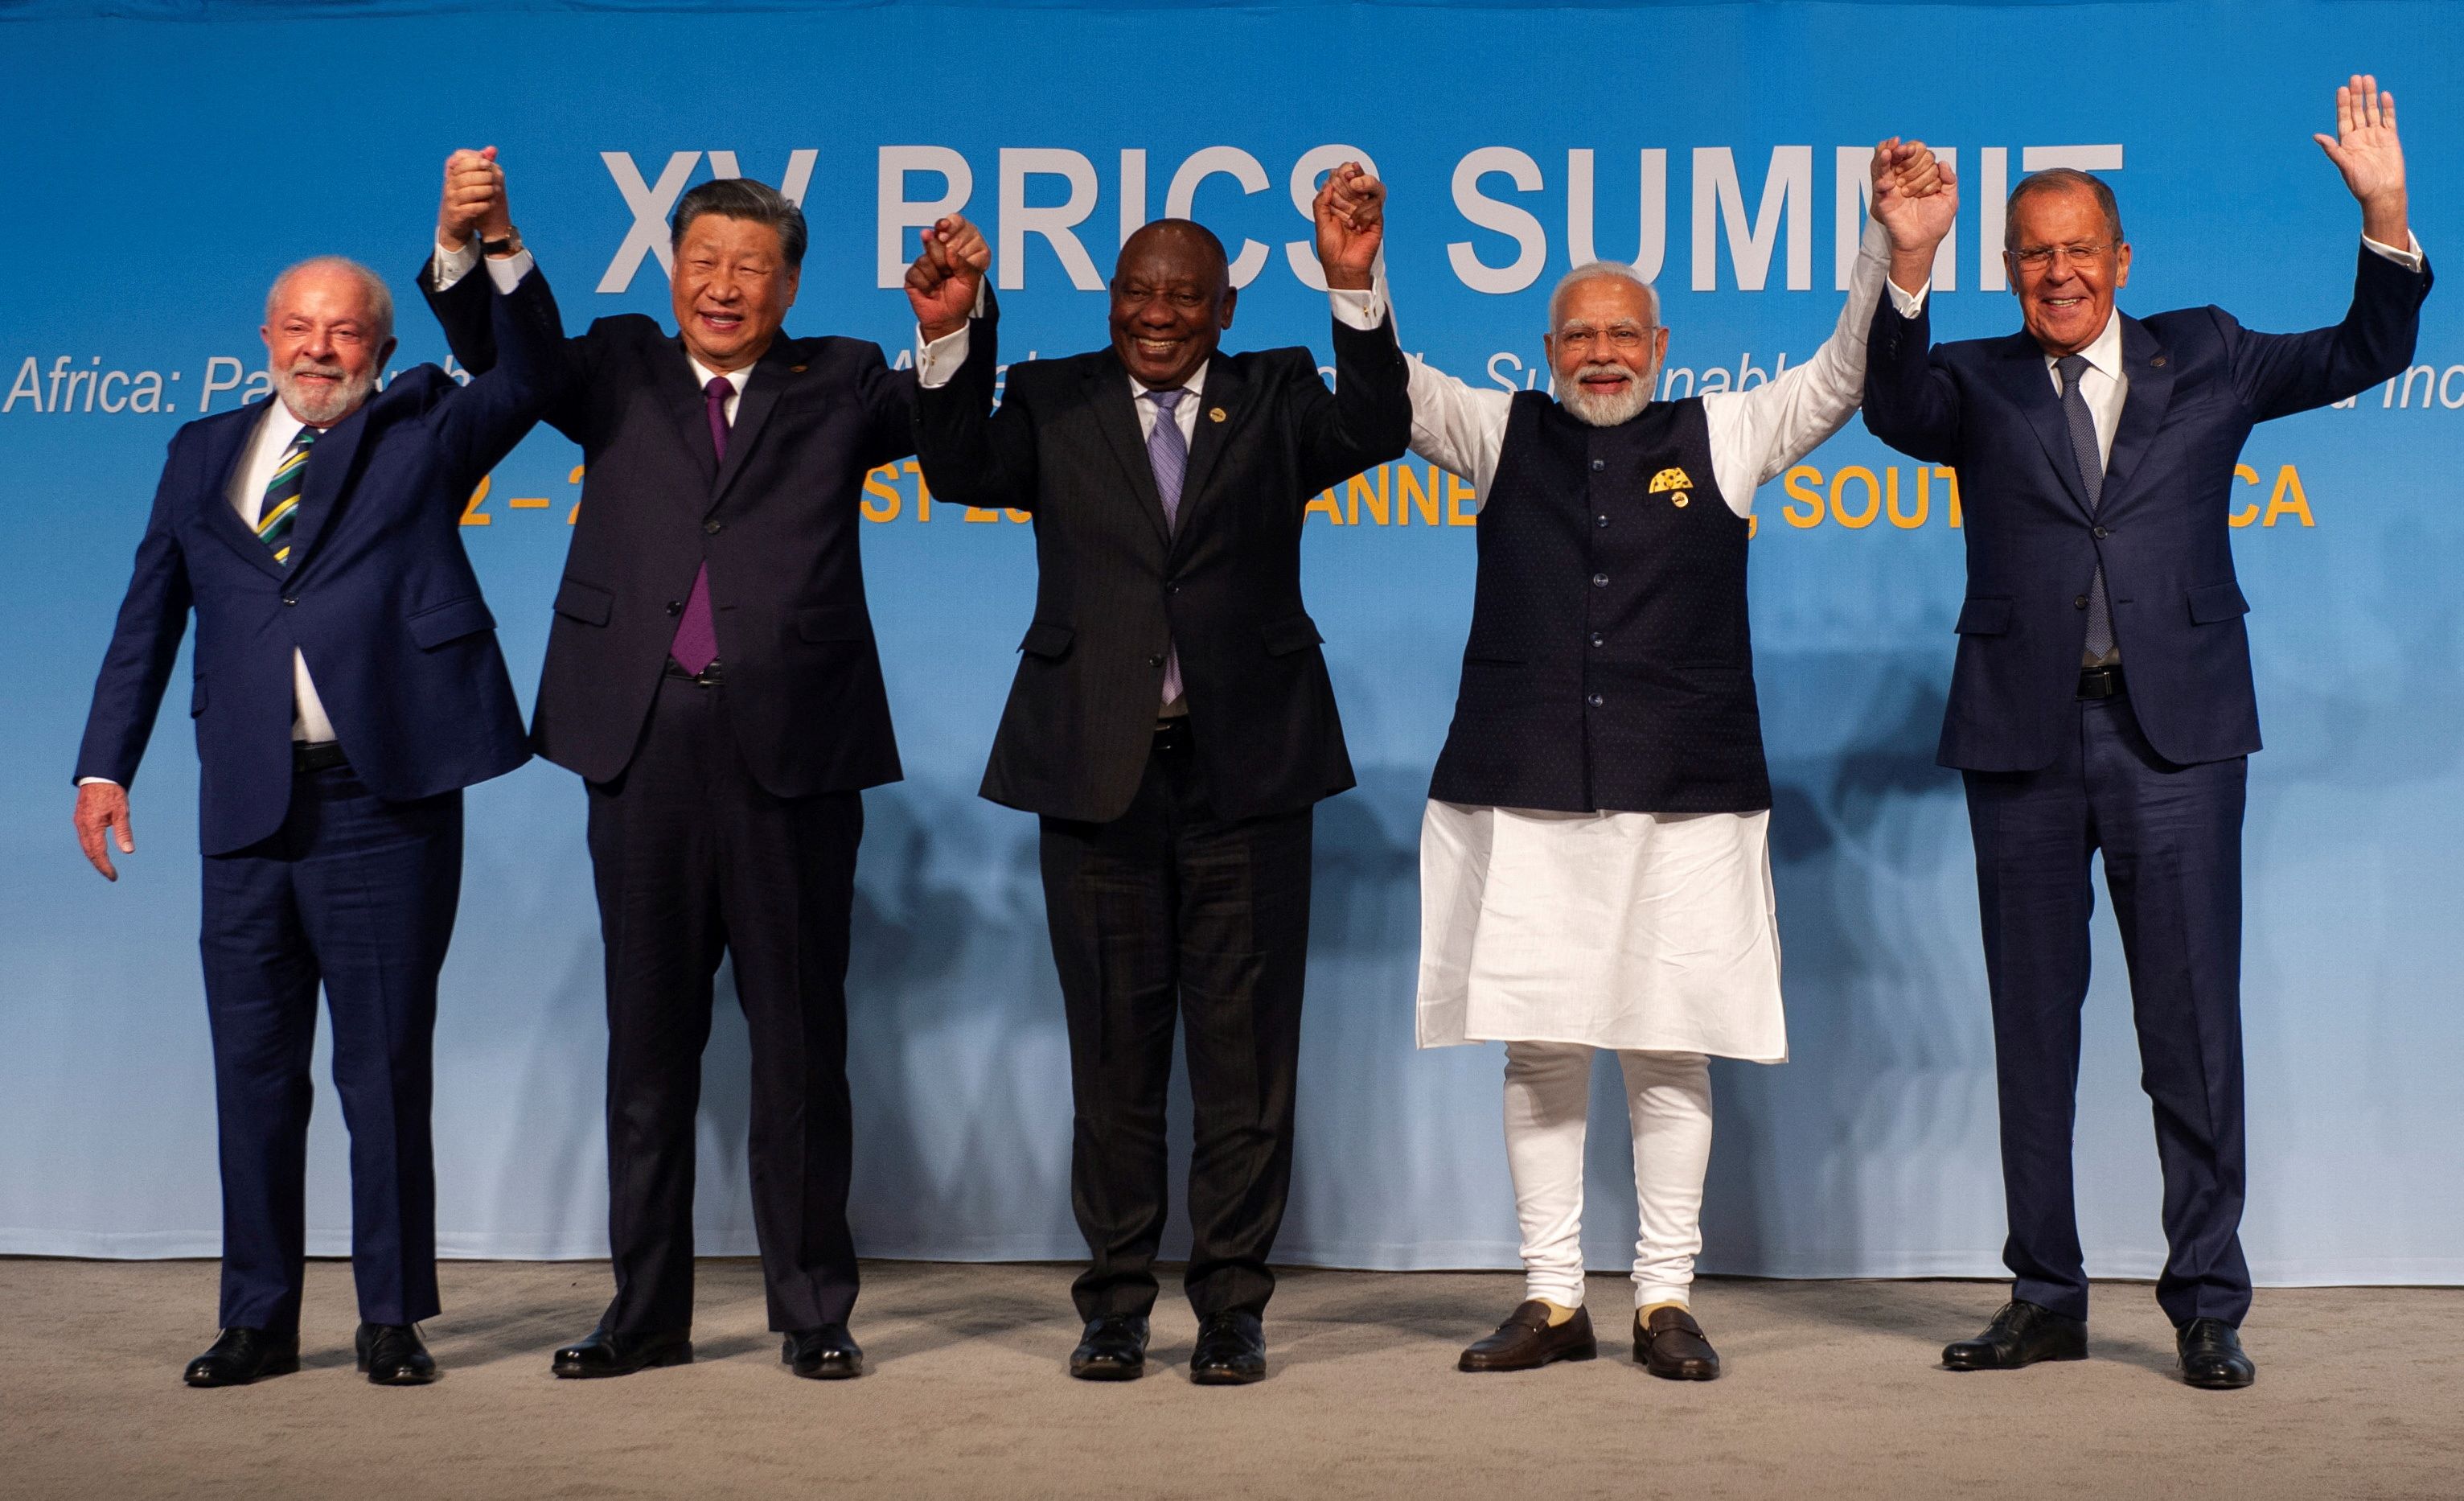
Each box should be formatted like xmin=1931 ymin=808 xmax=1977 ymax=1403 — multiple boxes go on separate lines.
xmin=74 ymin=269 xmax=561 ymax=856
xmin=420 ymin=264 xmax=912 ymax=796
xmin=1864 ymin=245 xmax=2430 ymax=771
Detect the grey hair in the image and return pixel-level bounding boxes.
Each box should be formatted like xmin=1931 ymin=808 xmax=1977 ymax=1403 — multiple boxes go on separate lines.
xmin=1548 ymin=261 xmax=1660 ymax=331
xmin=265 ymin=256 xmax=395 ymax=344
xmin=2006 ymin=167 xmax=2125 ymax=248
xmin=672 ymin=177 xmax=809 ymax=269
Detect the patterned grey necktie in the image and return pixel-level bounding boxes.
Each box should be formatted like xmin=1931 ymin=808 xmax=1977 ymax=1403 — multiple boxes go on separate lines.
xmin=2056 ymin=354 xmax=2116 ymax=662
xmin=1144 ymin=388 xmax=1189 ymax=706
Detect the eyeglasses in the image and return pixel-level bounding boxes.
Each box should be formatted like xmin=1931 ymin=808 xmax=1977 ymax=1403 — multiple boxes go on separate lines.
xmin=1555 ymin=324 xmax=1654 ymax=352
xmin=2010 ymin=241 xmax=2115 ymax=271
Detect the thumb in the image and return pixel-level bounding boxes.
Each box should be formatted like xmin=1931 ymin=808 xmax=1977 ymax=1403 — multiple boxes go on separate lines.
xmin=2314 ymin=134 xmax=2348 ymax=167
xmin=480 ymin=145 xmax=498 ymax=162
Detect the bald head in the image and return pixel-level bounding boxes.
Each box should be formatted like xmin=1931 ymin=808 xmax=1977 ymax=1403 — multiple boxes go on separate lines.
xmin=1110 ymin=217 xmax=1237 ymax=391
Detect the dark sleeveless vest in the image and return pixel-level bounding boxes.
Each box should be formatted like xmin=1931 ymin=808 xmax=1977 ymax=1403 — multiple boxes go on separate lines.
xmin=1427 ymin=393 xmax=1772 ymax=814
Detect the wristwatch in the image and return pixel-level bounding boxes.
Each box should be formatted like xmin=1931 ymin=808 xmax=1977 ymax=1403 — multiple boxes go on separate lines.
xmin=480 ymin=229 xmax=524 ymax=259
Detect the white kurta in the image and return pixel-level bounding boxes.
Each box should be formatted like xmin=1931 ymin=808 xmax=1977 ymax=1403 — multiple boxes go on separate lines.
xmin=1413 ymin=216 xmax=1895 ymax=1061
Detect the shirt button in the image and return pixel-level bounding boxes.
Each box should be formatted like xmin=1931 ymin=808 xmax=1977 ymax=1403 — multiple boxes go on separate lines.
xmin=1587 ymin=693 xmax=1605 ymax=708
xmin=2074 ymin=595 xmax=2091 ymax=610
xmin=703 ymin=519 xmax=723 ymax=534
xmin=1592 ymin=573 xmax=1608 ymax=588
xmin=1590 ymin=459 xmax=1605 ymax=471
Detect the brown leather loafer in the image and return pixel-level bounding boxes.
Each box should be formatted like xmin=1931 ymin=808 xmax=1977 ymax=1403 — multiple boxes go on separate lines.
xmin=1459 ymin=1300 xmax=1597 ymax=1372
xmin=1634 ymin=1306 xmax=1719 ymax=1380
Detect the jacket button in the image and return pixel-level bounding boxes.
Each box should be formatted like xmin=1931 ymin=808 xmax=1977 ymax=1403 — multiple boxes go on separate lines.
xmin=666 ymin=601 xmax=683 ymax=615
xmin=1148 ymin=653 xmax=1164 ymax=668
xmin=2092 ymin=525 xmax=2109 ymax=539
xmin=1587 ymin=693 xmax=1604 ymax=708
xmin=2074 ymin=595 xmax=2090 ymax=609
xmin=1595 ymin=514 xmax=1610 ymax=528
xmin=1591 ymin=573 xmax=1608 ymax=588
xmin=1590 ymin=459 xmax=1606 ymax=471
xmin=1166 ymin=582 xmax=1181 ymax=595
xmin=281 ymin=596 xmax=298 ymax=607
xmin=703 ymin=519 xmax=722 ymax=534
xmin=1590 ymin=631 xmax=1604 ymax=648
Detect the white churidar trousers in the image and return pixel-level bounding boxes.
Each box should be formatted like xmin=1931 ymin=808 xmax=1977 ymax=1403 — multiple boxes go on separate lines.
xmin=1502 ymin=1042 xmax=1713 ymax=1310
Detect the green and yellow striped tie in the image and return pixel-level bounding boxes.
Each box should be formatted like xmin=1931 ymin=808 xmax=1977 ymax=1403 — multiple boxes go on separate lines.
xmin=257 ymin=426 xmax=319 ymax=566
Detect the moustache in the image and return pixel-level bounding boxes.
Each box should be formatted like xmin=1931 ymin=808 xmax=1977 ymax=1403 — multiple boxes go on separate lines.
xmin=285 ymin=360 xmax=349 ymax=380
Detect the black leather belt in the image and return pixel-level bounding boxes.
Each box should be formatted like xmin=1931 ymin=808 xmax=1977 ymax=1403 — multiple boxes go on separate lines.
xmin=2077 ymin=664 xmax=2126 ymax=699
xmin=1153 ymin=718 xmax=1192 ymax=750
xmin=293 ymin=741 xmax=349 ymax=773
xmin=664 ymin=659 xmax=725 ymax=685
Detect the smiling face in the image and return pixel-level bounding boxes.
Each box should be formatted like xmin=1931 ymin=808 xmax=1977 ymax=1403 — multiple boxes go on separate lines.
xmin=261 ymin=263 xmax=395 ymax=427
xmin=671 ymin=212 xmax=799 ymax=372
xmin=1544 ymin=275 xmax=1667 ymax=428
xmin=1108 ymin=222 xmax=1234 ymax=390
xmin=2006 ymin=183 xmax=2131 ymax=358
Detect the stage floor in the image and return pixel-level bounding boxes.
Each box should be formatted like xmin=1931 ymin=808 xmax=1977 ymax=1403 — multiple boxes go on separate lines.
xmin=2 ymin=1258 xmax=2454 ymax=1499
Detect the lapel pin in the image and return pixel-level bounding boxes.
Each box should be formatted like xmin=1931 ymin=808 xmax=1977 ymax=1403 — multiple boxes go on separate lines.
xmin=2150 ymin=355 xmax=2166 ymax=367
xmin=1209 ymin=407 xmax=1227 ymax=423
xmin=791 ymin=364 xmax=807 ymax=373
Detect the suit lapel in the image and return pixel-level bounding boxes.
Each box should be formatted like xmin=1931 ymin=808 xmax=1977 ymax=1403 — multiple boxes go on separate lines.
xmin=281 ymin=393 xmax=376 ymax=571
xmin=198 ymin=401 xmax=289 ymax=581
xmin=1172 ymin=356 xmax=1250 ymax=552
xmin=1992 ymin=332 xmax=2093 ymax=520
xmin=711 ymin=340 xmax=797 ymax=507
xmin=664 ymin=339 xmax=721 ymax=497
xmin=1086 ymin=358 xmax=1172 ymax=549
xmin=2099 ymin=315 xmax=2176 ymax=511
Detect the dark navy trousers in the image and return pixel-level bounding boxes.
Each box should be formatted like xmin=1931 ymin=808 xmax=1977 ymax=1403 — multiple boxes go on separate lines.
xmin=1962 ymin=690 xmax=2251 ymax=1328
xmin=199 ymin=764 xmax=462 ymax=1334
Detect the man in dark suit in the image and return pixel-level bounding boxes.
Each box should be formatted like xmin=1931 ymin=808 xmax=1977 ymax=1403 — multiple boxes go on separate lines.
xmin=1863 ymin=77 xmax=2428 ymax=1388
xmin=72 ymin=150 xmax=552 ymax=1388
xmin=906 ymin=165 xmax=1410 ymax=1384
xmin=422 ymin=171 xmax=973 ymax=1381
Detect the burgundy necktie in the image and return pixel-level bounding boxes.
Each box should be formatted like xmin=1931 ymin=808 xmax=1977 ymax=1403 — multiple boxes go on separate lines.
xmin=667 ymin=376 xmax=731 ymax=675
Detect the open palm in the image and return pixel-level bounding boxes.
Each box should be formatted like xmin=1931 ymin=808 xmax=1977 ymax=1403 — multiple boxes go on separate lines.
xmin=2316 ymin=74 xmax=2405 ymax=208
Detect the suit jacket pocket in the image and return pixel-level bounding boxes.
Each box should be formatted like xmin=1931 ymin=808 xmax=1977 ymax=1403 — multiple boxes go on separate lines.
xmin=1954 ymin=596 xmax=2014 ymax=636
xmin=1019 ymin=620 xmax=1074 ymax=660
xmin=408 ymin=595 xmax=497 ymax=650
xmin=797 ymin=605 xmax=872 ymax=644
xmin=553 ymin=576 xmax=614 ymax=627
xmin=1262 ymin=612 xmax=1323 ymax=657
xmin=2187 ymin=580 xmax=2250 ymax=624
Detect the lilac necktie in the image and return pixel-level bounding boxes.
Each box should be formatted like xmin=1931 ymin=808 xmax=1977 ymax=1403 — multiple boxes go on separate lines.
xmin=1144 ymin=388 xmax=1189 ymax=707
xmin=668 ymin=376 xmax=731 ymax=675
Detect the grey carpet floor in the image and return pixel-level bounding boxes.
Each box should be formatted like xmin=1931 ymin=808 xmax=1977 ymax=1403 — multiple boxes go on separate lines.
xmin=2 ymin=1258 xmax=2455 ymax=1500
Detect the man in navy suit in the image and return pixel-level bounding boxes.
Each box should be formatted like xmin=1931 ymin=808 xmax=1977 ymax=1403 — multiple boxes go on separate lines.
xmin=1863 ymin=78 xmax=2428 ymax=1388
xmin=72 ymin=150 xmax=555 ymax=1388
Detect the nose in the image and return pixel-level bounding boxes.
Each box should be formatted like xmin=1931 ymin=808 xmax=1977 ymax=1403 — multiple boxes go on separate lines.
xmin=298 ymin=325 xmax=335 ymax=360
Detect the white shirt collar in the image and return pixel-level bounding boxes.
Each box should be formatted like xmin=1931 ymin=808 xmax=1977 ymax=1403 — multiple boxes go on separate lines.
xmin=688 ymin=356 xmax=752 ymax=395
xmin=2047 ymin=310 xmax=2125 ymax=385
xmin=1129 ymin=360 xmax=1208 ymax=402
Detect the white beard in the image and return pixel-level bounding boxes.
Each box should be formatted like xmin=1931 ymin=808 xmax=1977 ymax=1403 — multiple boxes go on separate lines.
xmin=1558 ymin=361 xmax=1655 ymax=428
xmin=272 ymin=360 xmax=376 ymax=426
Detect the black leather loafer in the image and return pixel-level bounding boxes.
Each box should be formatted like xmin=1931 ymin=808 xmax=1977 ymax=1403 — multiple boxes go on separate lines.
xmin=184 ymin=1326 xmax=300 ymax=1388
xmin=1943 ymin=1300 xmax=2088 ymax=1371
xmin=2177 ymin=1318 xmax=2256 ymax=1389
xmin=355 ymin=1322 xmax=438 ymax=1385
xmin=1069 ymin=1314 xmax=1150 ymax=1380
xmin=783 ymin=1323 xmax=864 ymax=1380
xmin=551 ymin=1326 xmax=692 ymax=1379
xmin=1459 ymin=1301 xmax=1598 ymax=1372
xmin=1189 ymin=1310 xmax=1266 ymax=1386
xmin=1634 ymin=1306 xmax=1720 ymax=1381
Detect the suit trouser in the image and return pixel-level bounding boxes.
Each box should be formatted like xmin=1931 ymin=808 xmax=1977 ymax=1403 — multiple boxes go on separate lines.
xmin=1962 ymin=689 xmax=2250 ymax=1327
xmin=586 ymin=672 xmax=864 ymax=1334
xmin=199 ymin=763 xmax=461 ymax=1334
xmin=1039 ymin=723 xmax=1315 ymax=1322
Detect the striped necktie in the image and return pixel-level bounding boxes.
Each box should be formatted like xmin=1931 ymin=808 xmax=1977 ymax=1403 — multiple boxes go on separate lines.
xmin=257 ymin=426 xmax=320 ymax=567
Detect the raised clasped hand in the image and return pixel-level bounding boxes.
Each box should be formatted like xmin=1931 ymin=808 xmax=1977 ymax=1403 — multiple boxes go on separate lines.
xmin=438 ymin=146 xmax=506 ymax=250
xmin=906 ymin=215 xmax=991 ymax=340
xmin=1870 ymin=136 xmax=1957 ymax=255
xmin=1313 ymin=162 xmax=1384 ymax=291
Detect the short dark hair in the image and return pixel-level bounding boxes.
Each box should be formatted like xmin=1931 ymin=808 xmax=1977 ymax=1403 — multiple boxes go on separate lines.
xmin=2005 ymin=167 xmax=2124 ymax=249
xmin=670 ymin=178 xmax=808 ymax=269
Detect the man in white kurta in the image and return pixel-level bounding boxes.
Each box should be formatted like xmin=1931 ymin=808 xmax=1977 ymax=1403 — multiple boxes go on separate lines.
xmin=1411 ymin=141 xmax=1941 ymax=1380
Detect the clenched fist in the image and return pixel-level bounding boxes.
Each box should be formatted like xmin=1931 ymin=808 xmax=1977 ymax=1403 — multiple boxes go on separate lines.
xmin=906 ymin=215 xmax=990 ymax=341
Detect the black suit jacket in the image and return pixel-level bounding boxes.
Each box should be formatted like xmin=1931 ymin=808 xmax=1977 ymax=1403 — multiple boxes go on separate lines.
xmin=1864 ymin=244 xmax=2430 ymax=771
xmin=421 ymin=261 xmax=914 ymax=794
xmin=916 ymin=303 xmax=1411 ymax=824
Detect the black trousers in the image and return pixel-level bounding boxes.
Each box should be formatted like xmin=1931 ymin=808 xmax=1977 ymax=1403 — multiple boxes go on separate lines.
xmin=585 ymin=672 xmax=864 ymax=1334
xmin=1039 ymin=722 xmax=1316 ymax=1322
xmin=199 ymin=763 xmax=460 ymax=1334
xmin=1963 ymin=689 xmax=2251 ymax=1327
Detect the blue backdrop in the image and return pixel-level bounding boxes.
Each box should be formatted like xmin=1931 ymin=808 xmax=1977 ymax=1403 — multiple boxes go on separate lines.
xmin=4 ymin=0 xmax=2458 ymax=1286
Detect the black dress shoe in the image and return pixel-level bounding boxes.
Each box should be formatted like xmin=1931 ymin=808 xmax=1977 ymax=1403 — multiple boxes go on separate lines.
xmin=2177 ymin=1318 xmax=2256 ymax=1389
xmin=1069 ymin=1314 xmax=1150 ymax=1381
xmin=183 ymin=1327 xmax=300 ymax=1388
xmin=782 ymin=1324 xmax=864 ymax=1380
xmin=551 ymin=1326 xmax=692 ymax=1379
xmin=1634 ymin=1306 xmax=1720 ymax=1381
xmin=355 ymin=1322 xmax=437 ymax=1386
xmin=1459 ymin=1301 xmax=1598 ymax=1372
xmin=1942 ymin=1300 xmax=2088 ymax=1371
xmin=1188 ymin=1310 xmax=1267 ymax=1386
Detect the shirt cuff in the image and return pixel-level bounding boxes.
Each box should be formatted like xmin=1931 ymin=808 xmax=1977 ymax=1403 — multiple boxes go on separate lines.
xmin=76 ymin=777 xmax=118 ymax=788
xmin=916 ymin=323 xmax=971 ymax=389
xmin=433 ymin=238 xmax=479 ymax=292
xmin=1328 ymin=265 xmax=1386 ymax=331
xmin=483 ymin=247 xmax=535 ymax=294
xmin=1887 ymin=278 xmax=1929 ymax=319
xmin=2363 ymin=231 xmax=2425 ymax=271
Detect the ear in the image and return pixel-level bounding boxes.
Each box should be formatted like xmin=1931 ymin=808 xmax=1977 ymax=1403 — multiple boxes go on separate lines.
xmin=2112 ymin=242 xmax=2132 ymax=290
xmin=260 ymin=324 xmax=273 ymax=354
xmin=378 ymin=336 xmax=400 ymax=370
xmin=1651 ymin=327 xmax=1670 ymax=364
xmin=1218 ymin=285 xmax=1237 ymax=330
xmin=2002 ymin=251 xmax=2020 ymax=297
xmin=783 ymin=265 xmax=802 ymax=306
xmin=1542 ymin=332 xmax=1558 ymax=368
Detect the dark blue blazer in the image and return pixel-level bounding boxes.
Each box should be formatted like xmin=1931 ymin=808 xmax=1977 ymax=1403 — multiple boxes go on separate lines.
xmin=74 ymin=269 xmax=563 ymax=856
xmin=1864 ymin=245 xmax=2430 ymax=771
